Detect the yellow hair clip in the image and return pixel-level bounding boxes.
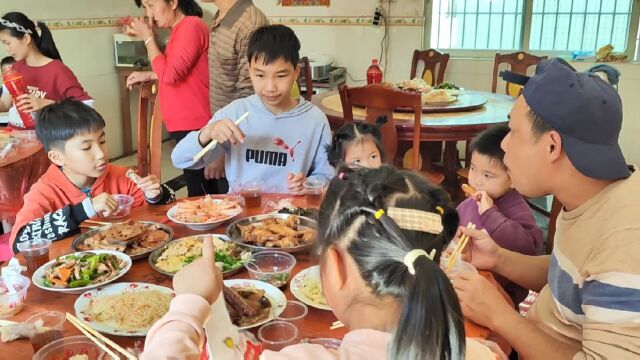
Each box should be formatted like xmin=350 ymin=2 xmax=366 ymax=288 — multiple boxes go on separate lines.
xmin=374 ymin=209 xmax=385 ymax=219
xmin=435 ymin=206 xmax=445 ymax=215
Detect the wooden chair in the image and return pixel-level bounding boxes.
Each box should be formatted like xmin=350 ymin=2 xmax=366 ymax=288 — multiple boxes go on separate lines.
xmin=457 ymin=51 xmax=547 ymax=184
xmin=410 ymin=49 xmax=450 ymax=86
xmin=294 ymin=56 xmax=314 ymax=101
xmin=528 ymin=196 xmax=562 ymax=255
xmin=136 ymin=81 xmax=163 ymax=180
xmin=338 ymin=84 xmax=445 ymax=185
xmin=491 ymin=51 xmax=547 ymax=97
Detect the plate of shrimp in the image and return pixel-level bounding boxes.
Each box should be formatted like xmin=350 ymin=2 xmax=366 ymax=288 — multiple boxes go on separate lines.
xmin=167 ymin=196 xmax=244 ymax=230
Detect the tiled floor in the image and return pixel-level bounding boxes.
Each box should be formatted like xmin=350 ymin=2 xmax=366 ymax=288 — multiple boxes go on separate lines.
xmin=112 ymin=140 xmax=189 ymax=199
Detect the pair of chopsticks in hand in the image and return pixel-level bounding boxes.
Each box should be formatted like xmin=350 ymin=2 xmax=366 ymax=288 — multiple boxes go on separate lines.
xmin=192 ymin=112 xmax=250 ymax=163
xmin=66 ymin=313 xmax=137 ymax=360
xmin=445 ymin=222 xmax=476 ymax=274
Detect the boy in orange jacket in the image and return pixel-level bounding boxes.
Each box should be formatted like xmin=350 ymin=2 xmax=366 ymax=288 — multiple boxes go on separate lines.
xmin=10 ymin=99 xmax=174 ymax=253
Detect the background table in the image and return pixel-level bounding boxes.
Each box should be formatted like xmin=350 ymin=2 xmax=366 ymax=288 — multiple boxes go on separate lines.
xmin=0 ymin=138 xmax=50 ymax=224
xmin=8 ymin=195 xmax=509 ymax=358
xmin=312 ymin=90 xmax=514 ymax=187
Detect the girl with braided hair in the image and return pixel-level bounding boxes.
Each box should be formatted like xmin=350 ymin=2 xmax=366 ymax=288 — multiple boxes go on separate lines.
xmin=141 ymin=165 xmax=504 ymax=359
xmin=0 ymin=12 xmax=92 ymax=128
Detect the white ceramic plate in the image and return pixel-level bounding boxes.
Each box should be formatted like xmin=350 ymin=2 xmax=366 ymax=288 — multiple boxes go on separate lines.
xmin=32 ymin=250 xmax=132 ymax=294
xmin=74 ymin=282 xmax=174 ymax=337
xmin=224 ymin=279 xmax=287 ymax=330
xmin=290 ymin=265 xmax=331 ymax=311
xmin=167 ymin=199 xmax=243 ymax=231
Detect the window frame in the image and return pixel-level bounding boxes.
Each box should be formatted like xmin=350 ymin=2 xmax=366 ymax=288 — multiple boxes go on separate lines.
xmin=423 ymin=0 xmax=640 ymax=61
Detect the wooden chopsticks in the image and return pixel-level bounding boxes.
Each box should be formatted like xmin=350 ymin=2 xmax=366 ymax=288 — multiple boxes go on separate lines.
xmin=192 ymin=111 xmax=249 ymax=163
xmin=66 ymin=313 xmax=137 ymax=360
xmin=445 ymin=222 xmax=476 ymax=274
xmin=330 ymin=320 xmax=344 ymax=330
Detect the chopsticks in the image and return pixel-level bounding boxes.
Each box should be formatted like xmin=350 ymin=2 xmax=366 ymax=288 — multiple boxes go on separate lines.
xmin=445 ymin=222 xmax=476 ymax=274
xmin=65 ymin=313 xmax=137 ymax=360
xmin=330 ymin=320 xmax=344 ymax=330
xmin=83 ymin=220 xmax=112 ymax=226
xmin=192 ymin=111 xmax=249 ymax=163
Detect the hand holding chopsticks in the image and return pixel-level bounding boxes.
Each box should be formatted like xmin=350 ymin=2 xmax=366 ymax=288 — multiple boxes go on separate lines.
xmin=193 ymin=112 xmax=249 ymax=163
xmin=66 ymin=312 xmax=137 ymax=360
xmin=445 ymin=222 xmax=476 ymax=274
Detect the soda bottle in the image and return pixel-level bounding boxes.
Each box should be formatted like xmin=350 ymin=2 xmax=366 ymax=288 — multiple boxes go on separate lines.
xmin=2 ymin=66 xmax=35 ymax=128
xmin=366 ymin=59 xmax=383 ymax=85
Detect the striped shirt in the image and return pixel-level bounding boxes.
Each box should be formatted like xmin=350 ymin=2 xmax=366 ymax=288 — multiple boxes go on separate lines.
xmin=208 ymin=0 xmax=268 ymax=113
xmin=527 ymin=170 xmax=640 ymax=359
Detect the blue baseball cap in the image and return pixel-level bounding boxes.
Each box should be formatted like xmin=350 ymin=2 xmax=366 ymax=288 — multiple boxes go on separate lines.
xmin=501 ymin=58 xmax=629 ymax=180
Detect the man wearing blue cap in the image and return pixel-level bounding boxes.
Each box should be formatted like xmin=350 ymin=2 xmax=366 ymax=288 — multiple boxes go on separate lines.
xmin=452 ymin=58 xmax=639 ymax=358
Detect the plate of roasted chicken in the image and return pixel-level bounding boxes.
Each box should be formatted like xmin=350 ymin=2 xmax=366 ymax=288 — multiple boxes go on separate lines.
xmin=72 ymin=220 xmax=173 ymax=260
xmin=223 ymin=279 xmax=286 ymax=329
xmin=226 ymin=214 xmax=317 ymax=253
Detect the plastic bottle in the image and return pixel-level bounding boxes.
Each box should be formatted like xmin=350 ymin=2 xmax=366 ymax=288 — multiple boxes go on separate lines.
xmin=366 ymin=59 xmax=383 ymax=85
xmin=2 ymin=66 xmax=35 ymax=128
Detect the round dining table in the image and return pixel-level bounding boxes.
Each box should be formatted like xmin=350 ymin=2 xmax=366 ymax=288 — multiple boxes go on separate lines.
xmin=0 ymin=132 xmax=50 ymax=224
xmin=7 ymin=195 xmax=510 ymax=358
xmin=312 ymin=90 xmax=515 ymax=187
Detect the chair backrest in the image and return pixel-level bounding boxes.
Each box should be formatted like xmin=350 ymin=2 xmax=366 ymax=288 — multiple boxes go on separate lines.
xmin=136 ymin=81 xmax=163 ymax=180
xmin=338 ymin=84 xmax=422 ymax=170
xmin=491 ymin=51 xmax=547 ymax=97
xmin=295 ymin=56 xmax=314 ymax=101
xmin=410 ymin=49 xmax=450 ymax=86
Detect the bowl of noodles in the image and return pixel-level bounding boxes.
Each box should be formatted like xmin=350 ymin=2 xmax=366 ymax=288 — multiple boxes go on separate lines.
xmin=290 ymin=265 xmax=330 ymax=311
xmin=74 ymin=282 xmax=173 ymax=336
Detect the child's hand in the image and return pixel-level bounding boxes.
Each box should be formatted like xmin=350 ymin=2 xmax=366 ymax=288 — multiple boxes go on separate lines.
xmin=198 ymin=119 xmax=245 ymax=147
xmin=475 ymin=191 xmax=494 ymax=215
xmin=15 ymin=94 xmax=55 ymax=113
xmin=287 ymin=172 xmax=305 ymax=194
xmin=137 ymin=175 xmax=162 ymax=199
xmin=173 ymin=236 xmax=223 ymax=304
xmin=91 ymin=193 xmax=118 ymax=217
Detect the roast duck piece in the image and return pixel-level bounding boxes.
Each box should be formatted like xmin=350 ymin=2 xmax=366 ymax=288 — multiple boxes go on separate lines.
xmin=223 ymin=285 xmax=271 ymax=327
xmin=237 ymin=215 xmax=316 ymax=248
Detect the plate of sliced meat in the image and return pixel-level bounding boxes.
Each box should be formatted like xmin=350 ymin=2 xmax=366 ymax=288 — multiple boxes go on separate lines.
xmin=223 ymin=279 xmax=286 ymax=330
xmin=72 ymin=220 xmax=173 ymax=260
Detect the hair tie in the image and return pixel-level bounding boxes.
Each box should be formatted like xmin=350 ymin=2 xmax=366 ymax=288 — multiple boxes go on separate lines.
xmin=435 ymin=206 xmax=444 ymax=215
xmin=338 ymin=172 xmax=345 ymax=180
xmin=374 ymin=209 xmax=385 ymax=220
xmin=403 ymin=249 xmax=436 ymax=275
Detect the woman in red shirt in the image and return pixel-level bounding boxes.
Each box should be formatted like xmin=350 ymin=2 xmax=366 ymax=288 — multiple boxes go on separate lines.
xmin=127 ymin=0 xmax=218 ymax=197
xmin=0 ymin=12 xmax=92 ymax=129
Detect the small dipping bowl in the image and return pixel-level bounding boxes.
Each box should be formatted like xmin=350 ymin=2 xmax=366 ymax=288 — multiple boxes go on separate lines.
xmin=276 ymin=300 xmax=308 ymax=325
xmin=246 ymin=251 xmax=296 ymax=288
xmin=258 ymin=320 xmax=299 ymax=351
xmin=33 ymin=335 xmax=106 ymax=360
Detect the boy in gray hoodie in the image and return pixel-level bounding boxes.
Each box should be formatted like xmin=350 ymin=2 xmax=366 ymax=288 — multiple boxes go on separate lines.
xmin=172 ymin=25 xmax=333 ymax=193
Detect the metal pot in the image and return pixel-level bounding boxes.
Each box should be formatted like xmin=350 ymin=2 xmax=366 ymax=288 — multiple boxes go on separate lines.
xmin=304 ymin=54 xmax=334 ymax=80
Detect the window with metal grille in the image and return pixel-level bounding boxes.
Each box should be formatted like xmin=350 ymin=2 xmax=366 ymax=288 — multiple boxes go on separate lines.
xmin=430 ymin=0 xmax=525 ymax=50
xmin=529 ymin=0 xmax=633 ymax=52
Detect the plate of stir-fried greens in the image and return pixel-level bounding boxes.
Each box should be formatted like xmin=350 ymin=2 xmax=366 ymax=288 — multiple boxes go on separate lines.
xmin=32 ymin=250 xmax=131 ymax=293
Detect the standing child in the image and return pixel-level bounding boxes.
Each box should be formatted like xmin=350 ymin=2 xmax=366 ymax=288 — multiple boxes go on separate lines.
xmin=172 ymin=25 xmax=333 ymax=193
xmin=0 ymin=12 xmax=92 ymax=128
xmin=141 ymin=166 xmax=506 ymax=359
xmin=457 ymin=125 xmax=543 ymax=306
xmin=326 ymin=116 xmax=386 ymax=169
xmin=10 ymin=100 xmax=174 ymax=253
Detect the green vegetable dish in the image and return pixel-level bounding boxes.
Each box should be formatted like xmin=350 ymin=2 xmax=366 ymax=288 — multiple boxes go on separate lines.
xmin=154 ymin=236 xmax=250 ymax=275
xmin=43 ymin=252 xmax=127 ymax=288
xmin=434 ymin=82 xmax=460 ymax=90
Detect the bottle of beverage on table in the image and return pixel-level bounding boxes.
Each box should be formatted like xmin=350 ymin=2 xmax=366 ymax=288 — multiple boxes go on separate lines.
xmin=366 ymin=59 xmax=383 ymax=85
xmin=2 ymin=66 xmax=35 ymax=128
